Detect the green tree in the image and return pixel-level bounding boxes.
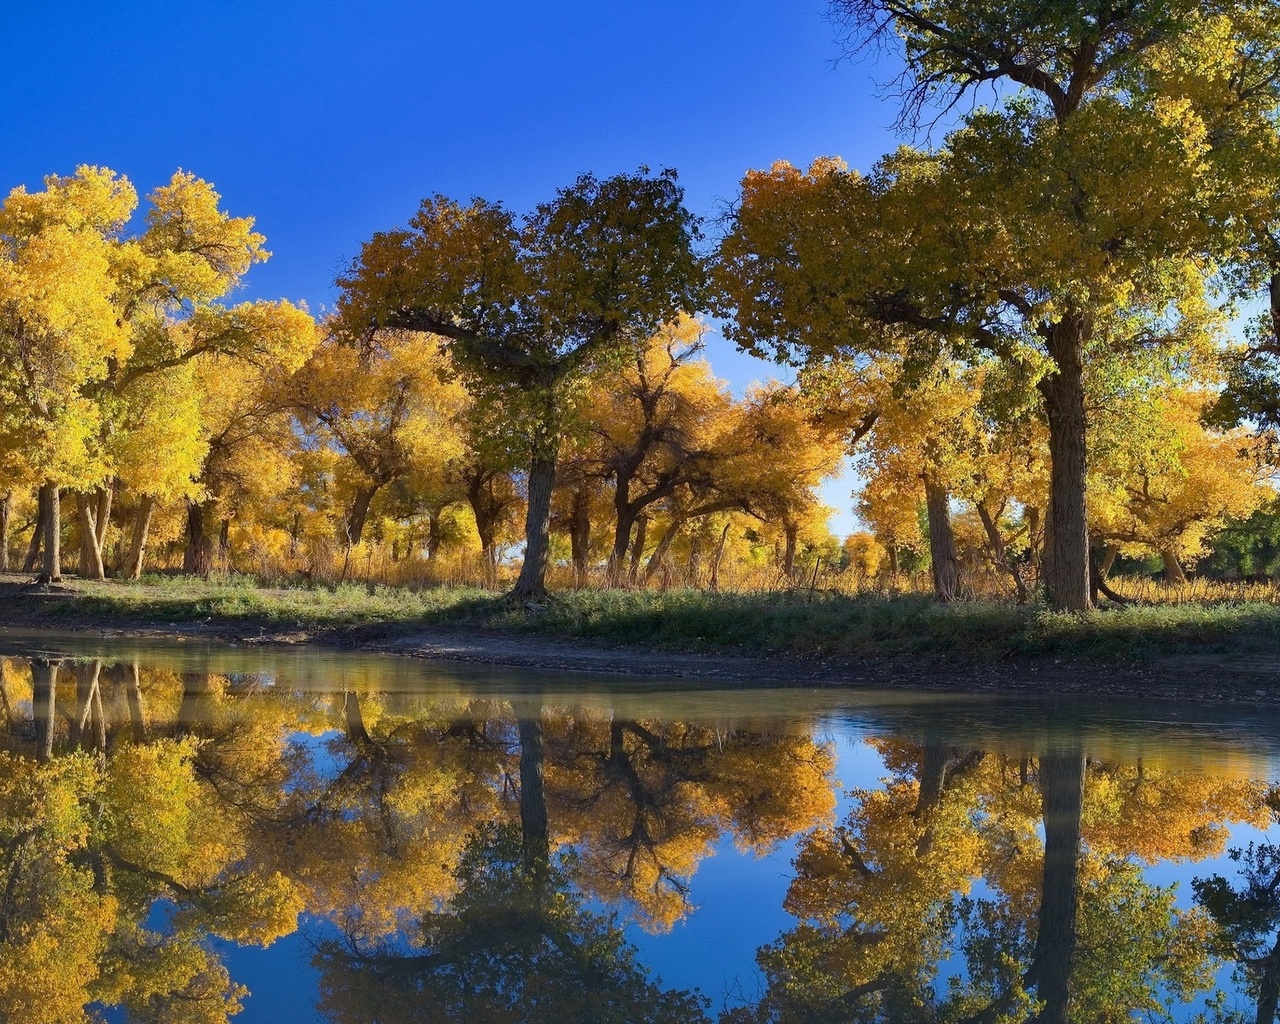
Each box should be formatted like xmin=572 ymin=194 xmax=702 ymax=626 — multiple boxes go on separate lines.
xmin=336 ymin=168 xmax=705 ymax=601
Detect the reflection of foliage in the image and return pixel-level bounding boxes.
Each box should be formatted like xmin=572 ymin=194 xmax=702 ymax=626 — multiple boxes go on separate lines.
xmin=1195 ymin=838 xmax=1280 ymax=1024
xmin=314 ymin=824 xmax=711 ymax=1024
xmin=729 ymin=746 xmax=1255 ymax=1024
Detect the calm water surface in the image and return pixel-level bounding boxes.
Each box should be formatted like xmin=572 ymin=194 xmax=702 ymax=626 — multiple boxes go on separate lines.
xmin=1 ymin=628 xmax=1278 ymax=1023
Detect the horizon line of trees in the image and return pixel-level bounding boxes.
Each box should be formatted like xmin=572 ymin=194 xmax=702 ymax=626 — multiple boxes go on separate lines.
xmin=4 ymin=0 xmax=1280 ymax=608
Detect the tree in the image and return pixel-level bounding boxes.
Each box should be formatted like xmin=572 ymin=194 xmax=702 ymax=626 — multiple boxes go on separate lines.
xmin=0 ymin=166 xmax=315 ymax=581
xmin=336 ymin=168 xmax=705 ymax=601
xmin=719 ymin=0 xmax=1280 ymax=610
xmin=293 ymin=328 xmax=468 ymax=552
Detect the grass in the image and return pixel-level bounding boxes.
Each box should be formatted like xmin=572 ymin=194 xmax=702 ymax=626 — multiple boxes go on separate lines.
xmin=6 ymin=571 xmax=1280 ymax=665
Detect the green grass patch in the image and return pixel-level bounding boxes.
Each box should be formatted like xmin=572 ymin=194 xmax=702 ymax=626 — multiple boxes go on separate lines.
xmin=7 ymin=574 xmax=1280 ymax=663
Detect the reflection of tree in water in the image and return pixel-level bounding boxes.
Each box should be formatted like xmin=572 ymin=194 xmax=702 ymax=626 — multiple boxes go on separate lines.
xmin=0 ymin=657 xmax=306 ymax=1024
xmin=728 ymin=741 xmax=1266 ymax=1024
xmin=314 ymin=824 xmax=712 ymax=1024
xmin=1194 ymin=791 xmax=1280 ymax=1024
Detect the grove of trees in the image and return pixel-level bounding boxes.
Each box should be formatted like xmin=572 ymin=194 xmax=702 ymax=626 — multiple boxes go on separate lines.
xmin=3 ymin=0 xmax=1280 ymax=610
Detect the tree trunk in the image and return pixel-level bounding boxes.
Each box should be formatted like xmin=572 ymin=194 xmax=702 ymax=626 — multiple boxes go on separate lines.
xmin=1037 ymin=313 xmax=1093 ymax=611
xmin=177 ymin=673 xmax=217 ymax=737
xmin=0 ymin=490 xmax=9 ymax=572
xmin=183 ymin=500 xmax=217 ymax=576
xmin=687 ymin=534 xmax=703 ymax=586
xmin=609 ymin=478 xmax=637 ymax=586
xmin=570 ymin=486 xmax=591 ymax=587
xmin=1161 ymin=549 xmax=1187 ymax=585
xmin=976 ymin=500 xmax=1029 ymax=603
xmin=345 ymin=485 xmax=378 ymax=548
xmin=1252 ymin=934 xmax=1280 ymax=1024
xmin=31 ymin=658 xmax=58 ymax=762
xmin=643 ymin=516 xmax=687 ymax=584
xmin=627 ymin=516 xmax=648 ymax=584
xmin=923 ymin=473 xmax=958 ymax=602
xmin=72 ymin=661 xmax=104 ymax=754
xmin=23 ymin=496 xmax=44 ymax=573
xmin=1099 ymin=543 xmax=1119 ymax=577
xmin=1030 ymin=749 xmax=1086 ymax=1024
xmin=95 ymin=484 xmax=113 ymax=570
xmin=516 ymin=704 xmax=550 ymax=887
xmin=38 ymin=483 xmax=61 ymax=583
xmin=887 ymin=544 xmax=899 ymax=579
xmin=709 ymin=521 xmax=731 ymax=592
xmin=467 ymin=477 xmax=499 ymax=571
xmin=76 ymin=493 xmax=106 ymax=580
xmin=782 ymin=521 xmax=799 ymax=579
xmin=124 ymin=496 xmax=156 ymax=580
xmin=426 ymin=511 xmax=443 ymax=560
xmin=511 ymin=454 xmax=556 ymax=602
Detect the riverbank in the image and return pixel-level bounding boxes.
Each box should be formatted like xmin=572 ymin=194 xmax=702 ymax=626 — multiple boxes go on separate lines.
xmin=2 ymin=572 xmax=1279 ymax=702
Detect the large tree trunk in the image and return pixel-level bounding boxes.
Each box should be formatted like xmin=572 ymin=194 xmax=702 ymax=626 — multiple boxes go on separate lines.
xmin=0 ymin=490 xmax=9 ymax=572
xmin=511 ymin=454 xmax=556 ymax=602
xmin=1161 ymin=549 xmax=1187 ymax=585
xmin=345 ymin=485 xmax=378 ymax=548
xmin=124 ymin=496 xmax=156 ymax=580
xmin=1030 ymin=749 xmax=1086 ymax=1024
xmin=38 ymin=483 xmax=61 ymax=583
xmin=183 ymin=500 xmax=217 ymax=576
xmin=76 ymin=493 xmax=106 ymax=580
xmin=570 ymin=486 xmax=591 ymax=587
xmin=923 ymin=473 xmax=958 ymax=602
xmin=1038 ymin=314 xmax=1093 ymax=611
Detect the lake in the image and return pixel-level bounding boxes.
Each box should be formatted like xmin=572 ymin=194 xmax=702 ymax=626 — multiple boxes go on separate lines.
xmin=0 ymin=627 xmax=1277 ymax=1024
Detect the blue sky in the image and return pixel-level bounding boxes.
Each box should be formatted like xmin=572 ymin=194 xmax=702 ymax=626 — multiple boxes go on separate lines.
xmin=0 ymin=1 xmax=911 ymax=535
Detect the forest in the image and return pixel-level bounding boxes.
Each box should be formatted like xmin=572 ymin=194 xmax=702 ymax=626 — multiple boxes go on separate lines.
xmin=4 ymin=0 xmax=1280 ymax=615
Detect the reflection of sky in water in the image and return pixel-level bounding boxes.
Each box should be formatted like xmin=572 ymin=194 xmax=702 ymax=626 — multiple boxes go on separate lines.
xmin=8 ymin=633 xmax=1280 ymax=1023
xmin=167 ymin=728 xmax=1280 ymax=1024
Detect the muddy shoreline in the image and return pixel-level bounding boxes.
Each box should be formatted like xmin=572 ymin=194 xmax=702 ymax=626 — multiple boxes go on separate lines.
xmin=1 ymin=594 xmax=1274 ymax=707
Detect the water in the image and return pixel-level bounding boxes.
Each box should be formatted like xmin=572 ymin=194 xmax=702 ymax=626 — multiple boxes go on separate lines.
xmin=0 ymin=627 xmax=1277 ymax=1023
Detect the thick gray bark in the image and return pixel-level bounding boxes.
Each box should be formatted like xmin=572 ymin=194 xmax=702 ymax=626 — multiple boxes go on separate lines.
xmin=782 ymin=521 xmax=799 ymax=579
xmin=1038 ymin=313 xmax=1093 ymax=611
xmin=923 ymin=473 xmax=958 ymax=602
xmin=38 ymin=483 xmax=61 ymax=583
xmin=512 ymin=455 xmax=556 ymax=602
xmin=183 ymin=500 xmax=217 ymax=576
xmin=570 ymin=486 xmax=591 ymax=587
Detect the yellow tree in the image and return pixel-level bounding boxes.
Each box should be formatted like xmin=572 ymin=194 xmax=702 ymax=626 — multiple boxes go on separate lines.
xmin=1091 ymin=388 xmax=1272 ymax=582
xmin=292 ymin=328 xmax=468 ymax=553
xmin=719 ymin=0 xmax=1280 ymax=611
xmin=0 ymin=166 xmax=314 ymax=581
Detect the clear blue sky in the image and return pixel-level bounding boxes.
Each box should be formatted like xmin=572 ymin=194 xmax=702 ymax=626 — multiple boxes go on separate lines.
xmin=0 ymin=1 xmax=909 ymax=536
